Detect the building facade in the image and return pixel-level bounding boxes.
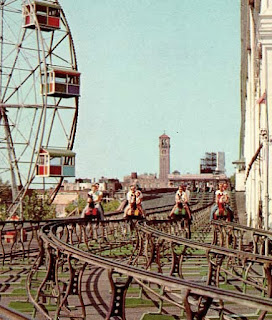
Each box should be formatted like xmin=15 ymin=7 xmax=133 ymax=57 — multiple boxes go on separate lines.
xmin=63 ymin=179 xmax=92 ymax=191
xmin=122 ymin=172 xmax=165 ymax=191
xmin=168 ymin=173 xmax=228 ymax=191
xmin=216 ymin=152 xmax=226 ymax=174
xmin=200 ymin=152 xmax=225 ymax=174
xmin=240 ymin=0 xmax=272 ymax=229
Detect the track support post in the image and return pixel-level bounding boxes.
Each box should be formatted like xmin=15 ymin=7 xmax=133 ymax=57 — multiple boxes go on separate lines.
xmin=106 ymin=269 xmax=132 ymax=320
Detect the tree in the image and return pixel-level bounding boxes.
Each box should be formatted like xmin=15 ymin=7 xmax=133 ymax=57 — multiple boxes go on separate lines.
xmin=0 ymin=178 xmax=12 ymax=205
xmin=65 ymin=196 xmax=87 ymax=216
xmin=23 ymin=191 xmax=56 ymax=220
xmin=103 ymin=199 xmax=120 ymax=212
xmin=0 ymin=203 xmax=8 ymax=221
xmin=0 ymin=179 xmax=12 ymax=220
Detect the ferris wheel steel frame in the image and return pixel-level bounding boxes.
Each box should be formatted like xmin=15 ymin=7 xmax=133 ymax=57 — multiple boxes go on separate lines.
xmin=0 ymin=0 xmax=79 ymax=215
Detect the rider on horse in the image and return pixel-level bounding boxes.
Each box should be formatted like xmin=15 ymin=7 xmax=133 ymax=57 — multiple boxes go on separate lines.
xmin=213 ymin=183 xmax=232 ymax=221
xmin=124 ymin=185 xmax=144 ymax=218
xmin=169 ymin=185 xmax=191 ymax=220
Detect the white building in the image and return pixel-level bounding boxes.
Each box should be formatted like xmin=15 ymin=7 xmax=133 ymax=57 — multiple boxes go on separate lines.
xmin=168 ymin=173 xmax=228 ymax=190
xmin=63 ymin=180 xmax=92 ymax=191
xmin=200 ymin=152 xmax=225 ymax=174
xmin=215 ymin=152 xmax=226 ymax=174
xmin=240 ymin=0 xmax=272 ymax=229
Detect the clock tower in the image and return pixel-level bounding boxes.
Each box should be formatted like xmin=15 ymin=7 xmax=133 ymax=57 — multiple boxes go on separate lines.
xmin=159 ymin=133 xmax=170 ymax=182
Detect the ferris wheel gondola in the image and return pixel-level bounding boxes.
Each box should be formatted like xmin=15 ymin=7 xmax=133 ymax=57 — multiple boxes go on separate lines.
xmin=0 ymin=0 xmax=80 ymax=214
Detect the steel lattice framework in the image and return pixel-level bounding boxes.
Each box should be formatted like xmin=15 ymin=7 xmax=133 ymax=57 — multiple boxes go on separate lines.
xmin=0 ymin=0 xmax=79 ymax=214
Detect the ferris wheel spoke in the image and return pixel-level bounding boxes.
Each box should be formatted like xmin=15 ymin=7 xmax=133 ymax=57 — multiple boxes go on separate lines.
xmin=46 ymin=108 xmax=74 ymax=147
xmin=0 ymin=108 xmax=22 ymax=187
xmin=19 ymin=43 xmax=42 ymax=70
xmin=3 ymin=41 xmax=42 ymax=104
xmin=2 ymin=31 xmax=27 ymax=102
xmin=4 ymin=107 xmax=43 ymax=187
xmin=2 ymin=13 xmax=21 ymax=40
xmin=17 ymin=72 xmax=40 ymax=104
xmin=4 ymin=32 xmax=73 ymax=104
xmin=1 ymin=103 xmax=75 ymax=109
xmin=6 ymin=112 xmax=30 ymax=150
xmin=4 ymin=64 xmax=41 ymax=103
xmin=44 ymin=31 xmax=69 ymax=60
xmin=2 ymin=7 xmax=21 ymax=14
xmin=55 ymin=108 xmax=69 ymax=140
xmin=11 ymin=123 xmax=32 ymax=150
xmin=2 ymin=1 xmax=19 ymax=10
xmin=2 ymin=43 xmax=18 ymax=63
xmin=3 ymin=35 xmax=65 ymax=103
xmin=64 ymin=112 xmax=78 ymax=150
xmin=0 ymin=168 xmax=11 ymax=175
xmin=0 ymin=1 xmax=79 ymax=213
xmin=49 ymin=51 xmax=71 ymax=66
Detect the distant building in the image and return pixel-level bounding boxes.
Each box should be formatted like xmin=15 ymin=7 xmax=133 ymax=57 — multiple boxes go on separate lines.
xmin=121 ymin=133 xmax=171 ymax=190
xmin=63 ymin=177 xmax=122 ymax=194
xmin=159 ymin=133 xmax=170 ymax=184
xmin=63 ymin=178 xmax=92 ymax=191
xmin=122 ymin=172 xmax=165 ymax=191
xmin=200 ymin=152 xmax=225 ymax=174
xmin=98 ymin=177 xmax=122 ymax=194
xmin=172 ymin=170 xmax=181 ymax=175
xmin=168 ymin=173 xmax=228 ymax=191
xmin=232 ymin=158 xmax=246 ymax=192
xmin=216 ymin=152 xmax=225 ymax=173
xmin=122 ymin=136 xmax=229 ymax=191
xmin=53 ymin=192 xmax=80 ymax=217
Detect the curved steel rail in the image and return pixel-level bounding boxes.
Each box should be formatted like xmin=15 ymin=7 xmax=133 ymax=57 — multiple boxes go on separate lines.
xmin=1 ymin=193 xmax=271 ymax=319
xmin=25 ymin=215 xmax=272 ymax=319
xmin=0 ymin=304 xmax=31 ymax=320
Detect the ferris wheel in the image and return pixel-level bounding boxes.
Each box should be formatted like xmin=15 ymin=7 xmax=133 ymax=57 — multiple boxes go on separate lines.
xmin=0 ymin=0 xmax=80 ymax=214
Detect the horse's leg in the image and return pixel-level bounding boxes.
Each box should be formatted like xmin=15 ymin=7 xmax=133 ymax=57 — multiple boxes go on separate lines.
xmin=185 ymin=204 xmax=191 ymax=219
xmin=169 ymin=205 xmax=177 ymax=218
xmin=218 ymin=202 xmax=224 ymax=216
xmin=226 ymin=209 xmax=231 ymax=222
xmin=124 ymin=206 xmax=129 ymax=218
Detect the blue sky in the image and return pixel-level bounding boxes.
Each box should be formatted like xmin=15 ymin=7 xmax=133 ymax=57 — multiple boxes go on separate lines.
xmin=63 ymin=1 xmax=240 ymax=180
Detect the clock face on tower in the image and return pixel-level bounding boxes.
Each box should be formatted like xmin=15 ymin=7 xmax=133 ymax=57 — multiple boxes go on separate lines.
xmin=162 ymin=139 xmax=168 ymax=147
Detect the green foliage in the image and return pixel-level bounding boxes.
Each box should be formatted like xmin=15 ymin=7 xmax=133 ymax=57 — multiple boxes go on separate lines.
xmin=9 ymin=301 xmax=57 ymax=312
xmin=0 ymin=178 xmax=12 ymax=205
xmin=23 ymin=191 xmax=56 ymax=220
xmin=0 ymin=203 xmax=8 ymax=221
xmin=125 ymin=297 xmax=154 ymax=308
xmin=103 ymin=199 xmax=120 ymax=212
xmin=0 ymin=178 xmax=11 ymax=220
xmin=64 ymin=197 xmax=120 ymax=215
xmin=65 ymin=196 xmax=86 ymax=215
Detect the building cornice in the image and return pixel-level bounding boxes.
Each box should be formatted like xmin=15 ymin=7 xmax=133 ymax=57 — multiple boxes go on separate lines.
xmin=258 ymin=14 xmax=272 ymax=41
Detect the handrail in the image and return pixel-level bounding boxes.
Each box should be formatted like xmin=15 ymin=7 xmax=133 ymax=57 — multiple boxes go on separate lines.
xmin=245 ymin=143 xmax=263 ymax=181
xmin=140 ymin=220 xmax=272 ymax=263
xmin=211 ymin=219 xmax=272 ymax=237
